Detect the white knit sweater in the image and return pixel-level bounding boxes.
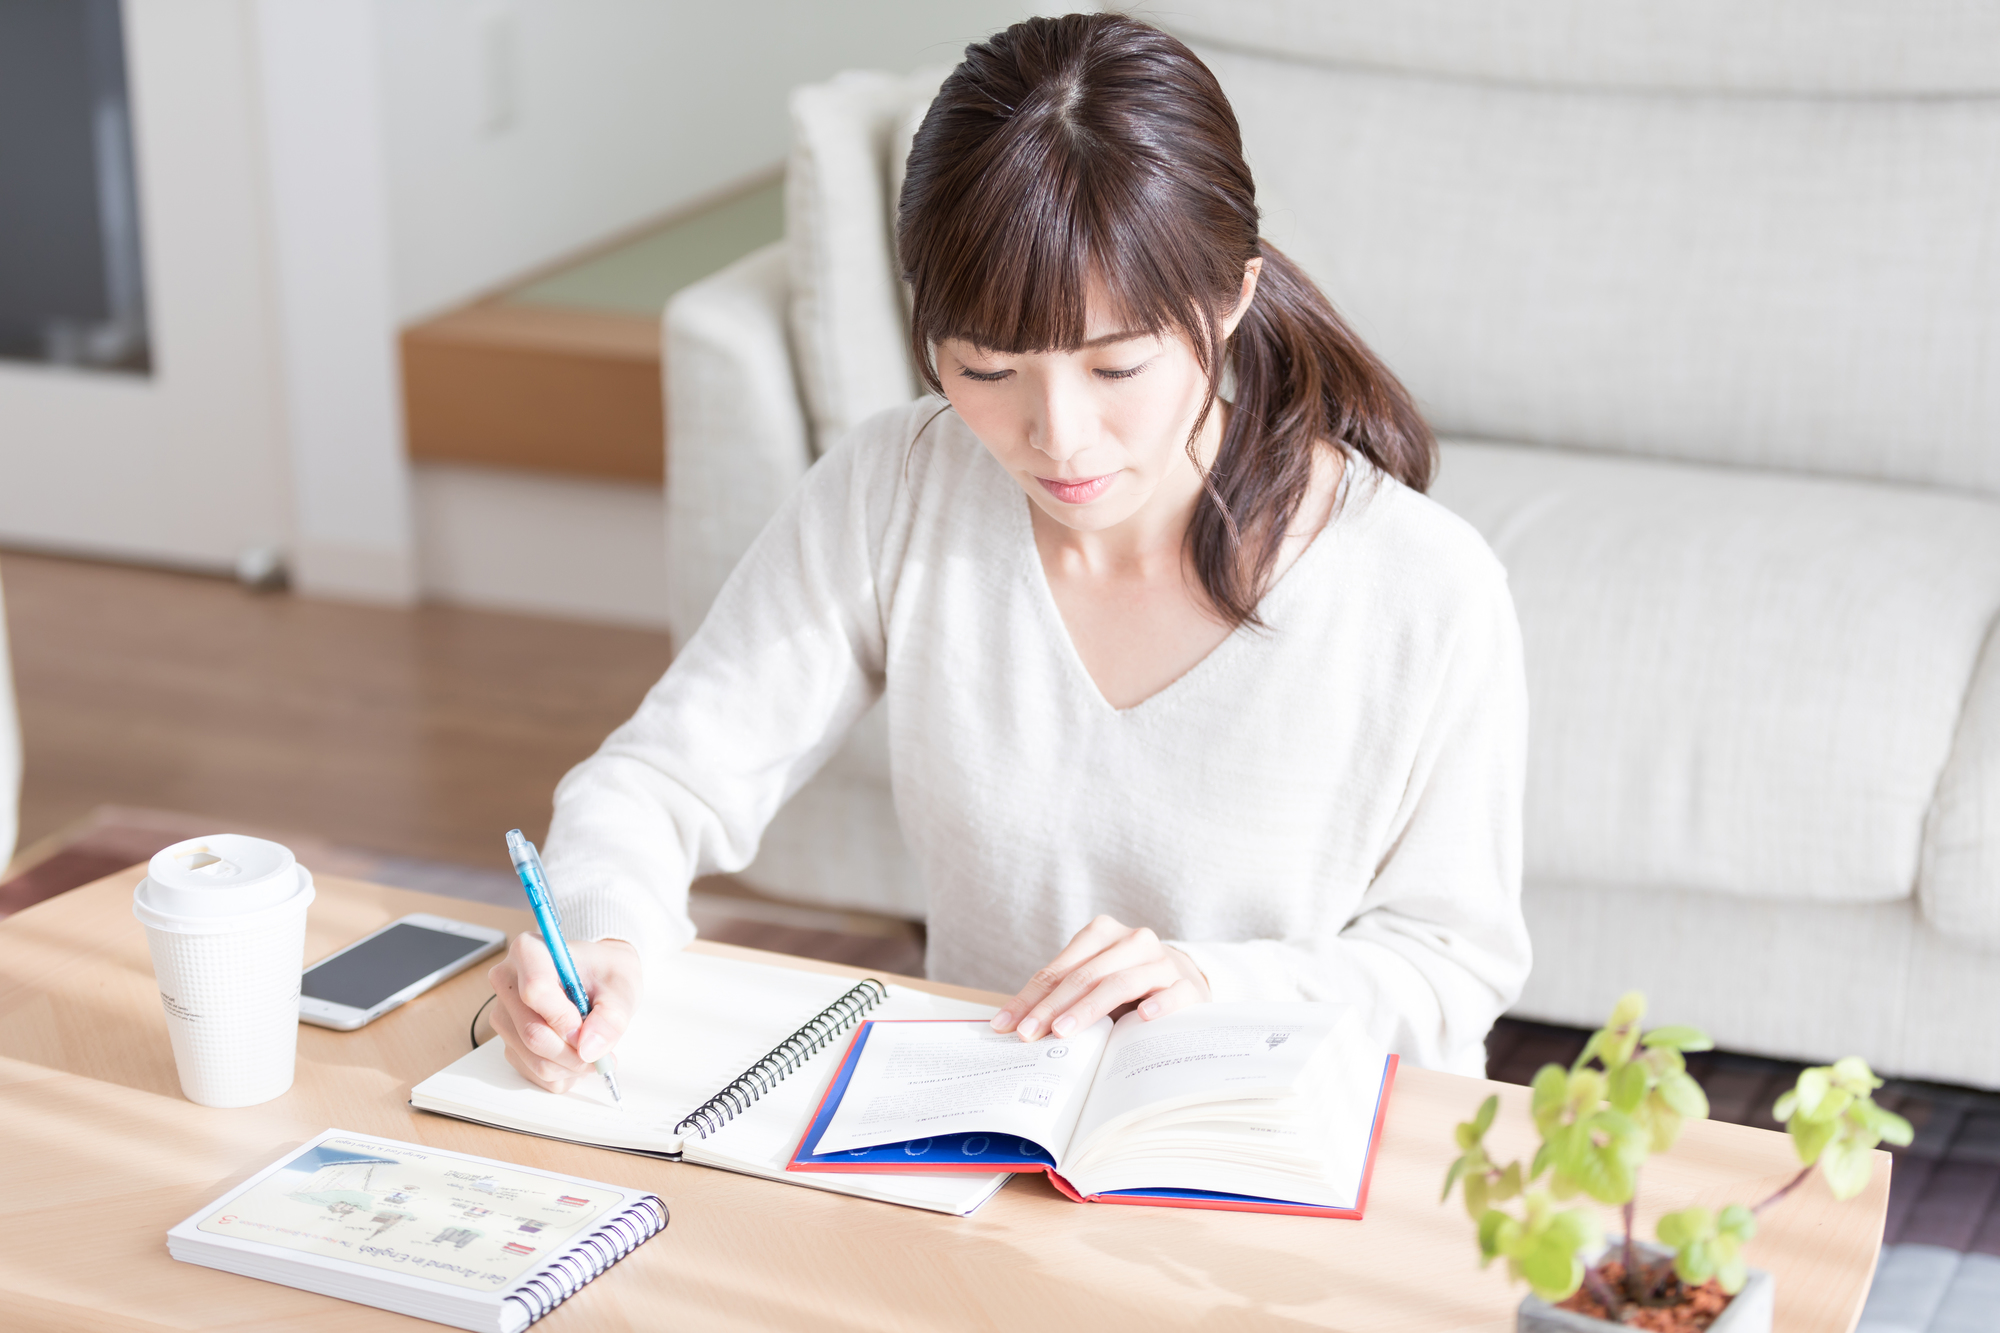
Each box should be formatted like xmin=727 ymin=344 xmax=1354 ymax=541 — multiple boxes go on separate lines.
xmin=547 ymin=401 xmax=1530 ymax=1074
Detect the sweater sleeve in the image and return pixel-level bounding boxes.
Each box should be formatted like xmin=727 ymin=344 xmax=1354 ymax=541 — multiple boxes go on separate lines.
xmin=540 ymin=413 xmax=907 ymax=963
xmin=1169 ymin=555 xmax=1532 ymax=1076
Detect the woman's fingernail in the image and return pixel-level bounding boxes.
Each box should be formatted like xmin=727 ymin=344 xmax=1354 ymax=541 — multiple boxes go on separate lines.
xmin=1140 ymin=999 xmax=1160 ymax=1019
xmin=1018 ymin=1016 xmax=1041 ymax=1039
xmin=578 ymin=1035 xmax=604 ymax=1063
xmin=990 ymin=1010 xmax=1013 ymax=1031
xmin=1051 ymin=1014 xmax=1075 ymax=1037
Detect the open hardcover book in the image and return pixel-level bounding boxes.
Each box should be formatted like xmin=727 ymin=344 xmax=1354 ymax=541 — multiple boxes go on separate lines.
xmin=167 ymin=1130 xmax=666 ymax=1332
xmin=788 ymin=1003 xmax=1398 ymax=1217
xmin=411 ymin=950 xmax=1010 ymax=1216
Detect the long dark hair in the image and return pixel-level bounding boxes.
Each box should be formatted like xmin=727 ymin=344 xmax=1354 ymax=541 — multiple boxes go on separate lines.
xmin=896 ymin=13 xmax=1434 ymax=628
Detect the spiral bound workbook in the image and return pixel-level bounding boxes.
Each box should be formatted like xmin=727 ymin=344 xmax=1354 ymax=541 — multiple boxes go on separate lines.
xmin=167 ymin=1130 xmax=666 ymax=1332
xmin=410 ymin=950 xmax=1009 ymax=1216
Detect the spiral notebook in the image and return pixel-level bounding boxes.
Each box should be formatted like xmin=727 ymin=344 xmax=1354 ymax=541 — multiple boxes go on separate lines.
xmin=167 ymin=1129 xmax=665 ymax=1332
xmin=410 ymin=950 xmax=1010 ymax=1215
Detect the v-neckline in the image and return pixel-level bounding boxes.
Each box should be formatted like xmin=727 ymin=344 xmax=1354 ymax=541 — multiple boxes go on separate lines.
xmin=1011 ymin=480 xmax=1346 ymax=718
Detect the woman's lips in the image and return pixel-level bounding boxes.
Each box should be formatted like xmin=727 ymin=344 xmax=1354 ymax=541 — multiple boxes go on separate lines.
xmin=1035 ymin=472 xmax=1117 ymax=505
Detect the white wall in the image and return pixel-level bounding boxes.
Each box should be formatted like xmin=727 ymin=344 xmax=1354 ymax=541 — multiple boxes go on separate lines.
xmin=412 ymin=462 xmax=670 ymax=628
xmin=257 ymin=0 xmax=417 ymax=603
xmin=0 ymin=0 xmax=292 ymax=576
xmin=377 ymin=0 xmax=1049 ymax=321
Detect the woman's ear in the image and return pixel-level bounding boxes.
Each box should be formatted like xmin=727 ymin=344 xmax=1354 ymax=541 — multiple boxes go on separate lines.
xmin=1221 ymin=257 xmax=1264 ymax=339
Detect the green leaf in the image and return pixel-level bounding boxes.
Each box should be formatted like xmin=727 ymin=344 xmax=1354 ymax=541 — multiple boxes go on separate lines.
xmin=1532 ymin=1065 xmax=1568 ymax=1131
xmin=1441 ymin=1156 xmax=1467 ymax=1204
xmin=1518 ymin=1239 xmax=1583 ymax=1302
xmin=1656 ymin=1206 xmax=1707 ymax=1248
xmin=1464 ymin=1168 xmax=1490 ymax=1219
xmin=1545 ymin=1206 xmax=1602 ymax=1254
xmin=1571 ymin=1030 xmax=1603 ymax=1073
xmin=1676 ymin=1237 xmax=1716 ymax=1286
xmin=1820 ymin=1137 xmax=1875 ymax=1201
xmin=1773 ymin=1089 xmax=1798 ymax=1121
xmin=1477 ymin=1207 xmax=1509 ymax=1262
xmin=1644 ymin=1097 xmax=1685 ymax=1153
xmin=1609 ymin=991 xmax=1647 ymax=1029
xmin=1494 ymin=1161 xmax=1523 ymax=1203
xmin=1567 ymin=1069 xmax=1607 ymax=1117
xmin=1609 ymin=1061 xmax=1647 ymax=1114
xmin=1715 ymin=1245 xmax=1749 ymax=1296
xmin=1642 ymin=1024 xmax=1714 ymax=1052
xmin=1789 ymin=1113 xmax=1838 ymax=1166
xmin=1830 ymin=1056 xmax=1881 ymax=1094
xmin=1852 ymin=1102 xmax=1914 ymax=1148
xmin=1561 ymin=1112 xmax=1644 ymax=1205
xmin=1529 ymin=1140 xmax=1553 ymax=1182
xmin=1646 ymin=1045 xmax=1687 ymax=1077
xmin=1793 ymin=1068 xmax=1831 ymax=1119
xmin=1473 ymin=1094 xmax=1498 ymax=1138
xmin=1718 ymin=1204 xmax=1756 ymax=1243
xmin=1658 ymin=1070 xmax=1710 ymax=1120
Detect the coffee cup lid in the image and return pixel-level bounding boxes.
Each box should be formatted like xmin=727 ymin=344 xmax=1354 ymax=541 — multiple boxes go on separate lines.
xmin=134 ymin=835 xmax=307 ymax=925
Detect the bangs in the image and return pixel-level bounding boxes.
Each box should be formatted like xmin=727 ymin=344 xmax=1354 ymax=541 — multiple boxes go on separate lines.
xmin=901 ymin=99 xmax=1235 ymax=376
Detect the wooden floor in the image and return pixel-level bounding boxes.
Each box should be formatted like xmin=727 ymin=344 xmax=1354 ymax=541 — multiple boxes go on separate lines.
xmin=2 ymin=549 xmax=674 ymax=871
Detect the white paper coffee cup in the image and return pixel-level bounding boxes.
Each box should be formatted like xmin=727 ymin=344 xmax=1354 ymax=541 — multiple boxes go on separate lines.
xmin=132 ymin=835 xmax=316 ymax=1108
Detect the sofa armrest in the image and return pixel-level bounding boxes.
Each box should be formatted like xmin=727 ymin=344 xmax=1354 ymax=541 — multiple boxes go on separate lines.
xmin=1922 ymin=616 xmax=2000 ymax=949
xmin=663 ymin=241 xmax=812 ymax=645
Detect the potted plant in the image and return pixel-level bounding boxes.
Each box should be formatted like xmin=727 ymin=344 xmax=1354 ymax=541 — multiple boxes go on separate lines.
xmin=1443 ymin=993 xmax=1911 ymax=1331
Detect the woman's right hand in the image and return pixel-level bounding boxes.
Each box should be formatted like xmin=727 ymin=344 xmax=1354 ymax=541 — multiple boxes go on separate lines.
xmin=486 ymin=933 xmax=642 ymax=1094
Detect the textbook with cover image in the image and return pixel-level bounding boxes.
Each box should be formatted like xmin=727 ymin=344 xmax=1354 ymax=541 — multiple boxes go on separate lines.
xmin=788 ymin=1002 xmax=1398 ymax=1217
xmin=166 ymin=1129 xmax=666 ymax=1331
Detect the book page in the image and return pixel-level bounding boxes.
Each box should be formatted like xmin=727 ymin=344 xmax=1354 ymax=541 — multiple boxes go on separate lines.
xmin=192 ymin=1133 xmax=624 ymax=1293
xmin=1065 ymin=1003 xmax=1345 ymax=1161
xmin=808 ymin=1017 xmax=1113 ymax=1157
xmin=1059 ymin=1036 xmax=1391 ymax=1206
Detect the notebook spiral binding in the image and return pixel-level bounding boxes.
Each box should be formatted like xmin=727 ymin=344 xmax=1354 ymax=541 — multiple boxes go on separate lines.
xmin=504 ymin=1195 xmax=668 ymax=1326
xmin=673 ymin=977 xmax=888 ymax=1140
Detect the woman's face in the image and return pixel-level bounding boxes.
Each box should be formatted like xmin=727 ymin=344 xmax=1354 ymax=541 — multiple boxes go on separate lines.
xmin=937 ymin=273 xmax=1256 ymax=537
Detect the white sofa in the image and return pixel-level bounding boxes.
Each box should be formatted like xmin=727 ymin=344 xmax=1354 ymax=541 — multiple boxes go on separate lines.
xmin=663 ymin=3 xmax=2000 ymax=1087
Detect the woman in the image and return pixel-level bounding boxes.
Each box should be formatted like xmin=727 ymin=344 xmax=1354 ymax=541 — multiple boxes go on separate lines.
xmin=489 ymin=13 xmax=1529 ymax=1089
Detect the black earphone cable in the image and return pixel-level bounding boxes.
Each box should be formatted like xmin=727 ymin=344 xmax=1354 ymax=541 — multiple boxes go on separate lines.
xmin=470 ymin=993 xmax=498 ymax=1050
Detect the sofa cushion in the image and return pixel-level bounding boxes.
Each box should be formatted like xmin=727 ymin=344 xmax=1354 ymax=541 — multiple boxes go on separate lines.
xmin=1171 ymin=26 xmax=2000 ymax=497
xmin=1923 ymin=625 xmax=2000 ymax=948
xmin=1162 ymin=1 xmax=2000 ymax=95
xmin=1431 ymin=440 xmax=2000 ymax=907
xmin=784 ymin=69 xmax=940 ymax=456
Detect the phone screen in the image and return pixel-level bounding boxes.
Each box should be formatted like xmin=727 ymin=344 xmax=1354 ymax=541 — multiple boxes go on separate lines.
xmin=302 ymin=923 xmax=492 ymax=1010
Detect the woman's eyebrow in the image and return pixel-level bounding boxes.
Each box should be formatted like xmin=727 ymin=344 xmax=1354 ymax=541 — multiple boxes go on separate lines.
xmin=1077 ymin=328 xmax=1148 ymax=349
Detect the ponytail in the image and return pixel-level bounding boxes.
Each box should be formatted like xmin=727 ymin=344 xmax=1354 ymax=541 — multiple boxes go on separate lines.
xmin=1192 ymin=240 xmax=1436 ymax=626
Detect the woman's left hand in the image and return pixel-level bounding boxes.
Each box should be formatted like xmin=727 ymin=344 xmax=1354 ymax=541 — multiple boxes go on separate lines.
xmin=992 ymin=915 xmax=1211 ymax=1041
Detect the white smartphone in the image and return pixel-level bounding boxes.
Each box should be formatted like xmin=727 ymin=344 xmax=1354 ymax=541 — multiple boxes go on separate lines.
xmin=299 ymin=913 xmax=508 ymax=1030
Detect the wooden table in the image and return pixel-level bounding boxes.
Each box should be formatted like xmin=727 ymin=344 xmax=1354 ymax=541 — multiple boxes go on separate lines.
xmin=0 ymin=869 xmax=1887 ymax=1332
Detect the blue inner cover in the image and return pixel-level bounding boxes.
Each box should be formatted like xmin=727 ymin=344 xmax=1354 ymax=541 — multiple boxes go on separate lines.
xmin=791 ymin=1019 xmax=1338 ymax=1208
xmin=793 ymin=1021 xmax=1060 ymax=1169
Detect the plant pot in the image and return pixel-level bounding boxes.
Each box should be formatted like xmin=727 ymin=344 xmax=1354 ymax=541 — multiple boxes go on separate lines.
xmin=1517 ymin=1240 xmax=1773 ymax=1333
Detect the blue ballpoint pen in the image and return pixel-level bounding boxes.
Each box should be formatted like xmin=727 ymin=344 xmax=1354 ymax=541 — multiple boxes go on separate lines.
xmin=506 ymin=829 xmax=622 ymax=1103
